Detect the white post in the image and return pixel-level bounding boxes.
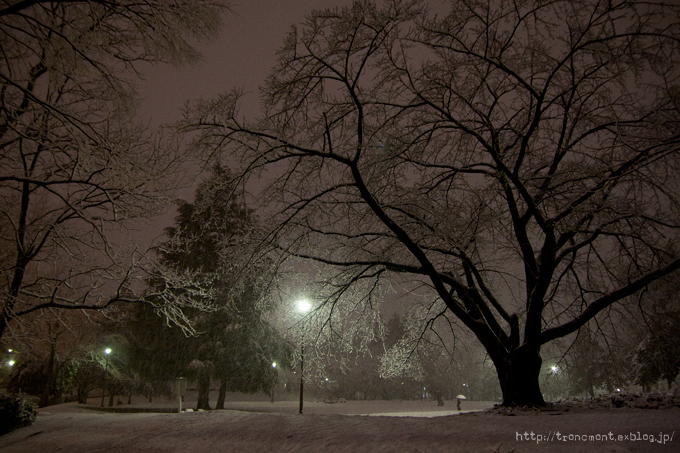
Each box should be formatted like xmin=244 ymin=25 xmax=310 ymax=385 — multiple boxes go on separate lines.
xmin=176 ymin=377 xmax=187 ymax=413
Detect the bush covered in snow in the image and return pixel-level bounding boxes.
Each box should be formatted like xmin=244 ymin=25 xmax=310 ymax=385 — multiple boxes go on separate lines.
xmin=572 ymin=390 xmax=680 ymax=410
xmin=487 ymin=389 xmax=680 ymax=415
xmin=0 ymin=393 xmax=37 ymax=435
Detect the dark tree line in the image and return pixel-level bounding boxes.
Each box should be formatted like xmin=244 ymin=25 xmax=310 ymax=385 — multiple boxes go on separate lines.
xmin=633 ymin=278 xmax=680 ymax=390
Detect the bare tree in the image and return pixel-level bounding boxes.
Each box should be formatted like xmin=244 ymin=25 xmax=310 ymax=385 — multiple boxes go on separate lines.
xmin=0 ymin=1 xmax=228 ymax=341
xmin=184 ymin=0 xmax=680 ymax=406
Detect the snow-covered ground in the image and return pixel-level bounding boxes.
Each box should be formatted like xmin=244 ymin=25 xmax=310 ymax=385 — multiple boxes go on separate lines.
xmin=0 ymin=399 xmax=677 ymax=452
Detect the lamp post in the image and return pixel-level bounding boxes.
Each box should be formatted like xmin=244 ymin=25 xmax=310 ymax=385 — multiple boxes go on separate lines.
xmin=100 ymin=348 xmax=111 ymax=407
xmin=271 ymin=362 xmax=277 ymax=403
xmin=297 ymin=299 xmax=311 ymax=414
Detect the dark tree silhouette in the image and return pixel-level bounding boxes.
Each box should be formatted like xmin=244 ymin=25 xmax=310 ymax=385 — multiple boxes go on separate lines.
xmin=184 ymin=0 xmax=680 ymax=406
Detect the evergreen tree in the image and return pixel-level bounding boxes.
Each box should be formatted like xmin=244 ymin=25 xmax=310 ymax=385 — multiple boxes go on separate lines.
xmin=128 ymin=165 xmax=286 ymax=409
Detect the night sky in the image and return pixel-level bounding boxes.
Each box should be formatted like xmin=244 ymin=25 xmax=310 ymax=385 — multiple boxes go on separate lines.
xmin=138 ymin=1 xmax=355 ymax=127
xmin=131 ymin=1 xmax=358 ymax=240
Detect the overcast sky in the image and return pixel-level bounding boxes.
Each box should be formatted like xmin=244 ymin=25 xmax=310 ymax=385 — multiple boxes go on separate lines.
xmin=131 ymin=1 xmax=363 ymax=240
xmin=132 ymin=1 xmax=450 ymax=242
xmin=138 ymin=1 xmax=355 ymax=127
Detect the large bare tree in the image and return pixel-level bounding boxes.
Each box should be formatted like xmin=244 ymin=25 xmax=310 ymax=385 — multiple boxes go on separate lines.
xmin=185 ymin=0 xmax=680 ymax=406
xmin=0 ymin=1 xmax=227 ymax=342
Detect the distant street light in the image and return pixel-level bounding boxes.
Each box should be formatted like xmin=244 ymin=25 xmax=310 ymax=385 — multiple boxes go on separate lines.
xmin=101 ymin=348 xmax=111 ymax=407
xmin=7 ymin=348 xmax=15 ymax=367
xmin=297 ymin=299 xmax=311 ymax=414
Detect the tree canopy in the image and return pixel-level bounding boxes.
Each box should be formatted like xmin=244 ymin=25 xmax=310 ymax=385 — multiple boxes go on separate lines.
xmin=0 ymin=0 xmax=227 ymax=341
xmin=184 ymin=0 xmax=680 ymax=406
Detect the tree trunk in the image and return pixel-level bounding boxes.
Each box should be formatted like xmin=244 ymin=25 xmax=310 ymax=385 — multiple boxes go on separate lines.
xmin=0 ymin=265 xmax=25 ymax=342
xmin=108 ymin=392 xmax=115 ymax=407
xmin=196 ymin=370 xmax=211 ymax=410
xmin=0 ymin=317 xmax=9 ymax=345
xmin=78 ymin=388 xmax=89 ymax=404
xmin=495 ymin=345 xmax=546 ymax=407
xmin=39 ymin=342 xmax=57 ymax=407
xmin=216 ymin=379 xmax=227 ymax=409
xmin=0 ymin=180 xmax=32 ymax=343
xmin=586 ymin=370 xmax=595 ymax=398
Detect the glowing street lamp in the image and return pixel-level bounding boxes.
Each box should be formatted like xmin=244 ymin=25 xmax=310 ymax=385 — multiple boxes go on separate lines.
xmin=297 ymin=299 xmax=311 ymax=414
xmin=298 ymin=299 xmax=311 ymax=313
xmin=270 ymin=362 xmax=278 ymax=403
xmin=101 ymin=348 xmax=111 ymax=407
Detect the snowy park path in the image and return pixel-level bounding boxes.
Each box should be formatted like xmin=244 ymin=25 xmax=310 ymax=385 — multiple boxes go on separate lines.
xmin=0 ymin=401 xmax=677 ymax=452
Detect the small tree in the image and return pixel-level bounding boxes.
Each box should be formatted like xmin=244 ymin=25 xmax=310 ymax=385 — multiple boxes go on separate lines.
xmin=564 ymin=331 xmax=608 ymax=397
xmin=72 ymin=358 xmax=103 ymax=405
